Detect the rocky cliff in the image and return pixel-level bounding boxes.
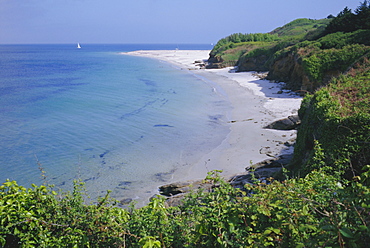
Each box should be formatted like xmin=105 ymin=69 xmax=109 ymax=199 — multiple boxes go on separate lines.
xmin=237 ymin=54 xmax=269 ymax=72
xmin=266 ymin=52 xmax=341 ymax=93
xmin=206 ymin=55 xmax=232 ymax=69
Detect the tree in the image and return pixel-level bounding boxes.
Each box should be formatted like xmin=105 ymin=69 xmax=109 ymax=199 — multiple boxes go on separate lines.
xmin=355 ymin=0 xmax=370 ymax=14
xmin=355 ymin=0 xmax=370 ymax=29
xmin=325 ymin=7 xmax=355 ymax=33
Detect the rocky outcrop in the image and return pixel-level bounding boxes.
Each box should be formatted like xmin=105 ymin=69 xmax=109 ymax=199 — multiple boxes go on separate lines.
xmin=264 ymin=115 xmax=301 ymax=130
xmin=230 ymin=154 xmax=292 ymax=190
xmin=206 ymin=54 xmax=239 ymax=69
xmin=159 ymin=153 xmax=293 ymax=207
xmin=206 ymin=55 xmax=226 ymax=69
xmin=159 ymin=180 xmax=213 ymax=197
xmin=267 ymin=53 xmax=308 ymax=91
xmin=158 ymin=180 xmax=214 ymax=207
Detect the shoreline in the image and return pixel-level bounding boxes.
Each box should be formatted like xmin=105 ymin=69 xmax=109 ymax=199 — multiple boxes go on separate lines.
xmin=123 ymin=50 xmax=302 ymax=202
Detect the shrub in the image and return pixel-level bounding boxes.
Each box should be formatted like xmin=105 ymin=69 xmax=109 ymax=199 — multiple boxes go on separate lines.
xmin=1 ymin=169 xmax=369 ymax=247
xmin=291 ymin=65 xmax=370 ymax=180
xmin=302 ymin=44 xmax=370 ymax=81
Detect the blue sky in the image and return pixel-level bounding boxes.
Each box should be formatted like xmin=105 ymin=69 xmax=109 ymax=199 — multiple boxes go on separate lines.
xmin=0 ymin=0 xmax=360 ymax=44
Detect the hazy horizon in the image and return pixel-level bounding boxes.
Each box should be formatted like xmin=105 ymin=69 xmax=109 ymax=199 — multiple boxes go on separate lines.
xmin=0 ymin=0 xmax=360 ymax=45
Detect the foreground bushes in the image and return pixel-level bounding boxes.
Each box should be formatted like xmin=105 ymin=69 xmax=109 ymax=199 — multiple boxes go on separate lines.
xmin=290 ymin=60 xmax=370 ymax=180
xmin=1 ymin=168 xmax=369 ymax=247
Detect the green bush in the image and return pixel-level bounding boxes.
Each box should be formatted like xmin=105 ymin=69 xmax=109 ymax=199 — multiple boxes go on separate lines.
xmin=1 ymin=169 xmax=369 ymax=247
xmin=271 ymin=18 xmax=330 ymax=39
xmin=302 ymin=44 xmax=370 ymax=81
xmin=0 ymin=180 xmax=131 ymax=247
xmin=291 ymin=66 xmax=370 ymax=179
xmin=211 ymin=33 xmax=279 ymax=56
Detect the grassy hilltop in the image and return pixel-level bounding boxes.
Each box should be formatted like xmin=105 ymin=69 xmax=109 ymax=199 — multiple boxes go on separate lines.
xmin=0 ymin=2 xmax=369 ymax=247
xmin=208 ymin=7 xmax=370 ymax=93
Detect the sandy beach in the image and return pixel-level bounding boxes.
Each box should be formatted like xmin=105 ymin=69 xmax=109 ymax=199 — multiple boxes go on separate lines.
xmin=123 ymin=49 xmax=302 ymax=190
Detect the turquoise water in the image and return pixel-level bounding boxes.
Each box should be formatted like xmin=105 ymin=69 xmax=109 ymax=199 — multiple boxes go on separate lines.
xmin=0 ymin=44 xmax=231 ymax=202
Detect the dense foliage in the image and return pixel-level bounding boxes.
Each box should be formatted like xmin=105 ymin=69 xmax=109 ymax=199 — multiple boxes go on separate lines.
xmin=325 ymin=1 xmax=370 ymax=34
xmin=1 ymin=169 xmax=369 ymax=247
xmin=290 ymin=55 xmax=370 ymax=180
xmin=301 ymin=44 xmax=370 ymax=82
xmin=270 ymin=18 xmax=330 ymax=39
xmin=211 ymin=33 xmax=279 ymax=56
xmin=208 ymin=18 xmax=331 ymax=69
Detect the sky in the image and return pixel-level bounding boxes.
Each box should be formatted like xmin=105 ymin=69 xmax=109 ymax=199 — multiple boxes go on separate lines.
xmin=0 ymin=0 xmax=361 ymax=44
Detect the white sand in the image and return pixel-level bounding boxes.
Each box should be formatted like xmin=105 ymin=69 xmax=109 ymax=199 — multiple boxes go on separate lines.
xmin=123 ymin=50 xmax=302 ymax=182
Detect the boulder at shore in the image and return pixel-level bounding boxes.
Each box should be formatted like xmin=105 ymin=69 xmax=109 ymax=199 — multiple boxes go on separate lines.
xmin=264 ymin=115 xmax=301 ymax=130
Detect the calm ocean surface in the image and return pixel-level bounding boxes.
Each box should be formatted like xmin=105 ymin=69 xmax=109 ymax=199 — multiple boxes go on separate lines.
xmin=0 ymin=44 xmax=231 ymax=202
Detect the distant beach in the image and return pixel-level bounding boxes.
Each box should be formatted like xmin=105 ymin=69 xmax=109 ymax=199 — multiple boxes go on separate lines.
xmin=124 ymin=50 xmax=302 ymax=183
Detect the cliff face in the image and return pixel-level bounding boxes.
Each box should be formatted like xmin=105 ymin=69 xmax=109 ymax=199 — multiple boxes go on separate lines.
xmin=266 ymin=53 xmax=341 ymax=93
xmin=267 ymin=53 xmax=304 ymax=89
xmin=208 ymin=49 xmax=342 ymax=93
xmin=237 ymin=55 xmax=269 ymax=72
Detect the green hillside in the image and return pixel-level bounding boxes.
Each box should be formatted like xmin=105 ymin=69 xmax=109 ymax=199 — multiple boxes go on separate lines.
xmin=208 ymin=6 xmax=370 ymax=93
xmin=270 ymin=18 xmax=330 ymax=39
xmin=207 ymin=18 xmax=331 ymax=71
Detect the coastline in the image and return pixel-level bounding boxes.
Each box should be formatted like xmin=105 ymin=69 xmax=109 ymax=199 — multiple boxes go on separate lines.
xmin=123 ymin=50 xmax=302 ymax=201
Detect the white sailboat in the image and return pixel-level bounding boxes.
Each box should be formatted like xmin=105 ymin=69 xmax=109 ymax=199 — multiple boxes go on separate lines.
xmin=77 ymin=43 xmax=81 ymax=49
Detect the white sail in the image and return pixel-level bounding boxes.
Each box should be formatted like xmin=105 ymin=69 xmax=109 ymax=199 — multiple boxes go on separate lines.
xmin=77 ymin=43 xmax=81 ymax=49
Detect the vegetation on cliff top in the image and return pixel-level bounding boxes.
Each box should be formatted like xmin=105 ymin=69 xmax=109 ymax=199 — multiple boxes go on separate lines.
xmin=207 ymin=18 xmax=331 ymax=71
xmin=209 ymin=1 xmax=370 ymax=93
xmin=1 ymin=2 xmax=369 ymax=247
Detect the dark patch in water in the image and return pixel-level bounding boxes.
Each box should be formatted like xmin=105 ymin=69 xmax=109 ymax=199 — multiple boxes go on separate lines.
xmin=120 ymin=99 xmax=159 ymax=119
xmin=209 ymin=114 xmax=223 ymax=121
xmin=42 ymin=79 xmax=86 ymax=88
xmin=99 ymin=150 xmax=109 ymax=158
xmin=160 ymin=98 xmax=169 ymax=107
xmin=208 ymin=114 xmax=224 ymax=125
xmin=154 ymin=124 xmax=174 ymax=128
xmin=84 ymin=176 xmax=98 ymax=182
xmin=153 ymin=170 xmax=175 ymax=182
xmin=118 ymin=181 xmax=132 ymax=186
xmin=140 ymin=78 xmax=157 ymax=87
xmin=134 ymin=135 xmax=144 ymax=142
xmin=116 ymin=181 xmax=132 ymax=190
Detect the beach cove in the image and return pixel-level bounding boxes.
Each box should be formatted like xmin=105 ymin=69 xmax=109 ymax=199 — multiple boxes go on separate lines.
xmin=124 ymin=50 xmax=302 ymax=199
xmin=0 ymin=45 xmax=302 ymax=209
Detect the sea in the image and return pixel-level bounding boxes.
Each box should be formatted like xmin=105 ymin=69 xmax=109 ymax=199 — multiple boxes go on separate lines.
xmin=0 ymin=44 xmax=232 ymax=204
